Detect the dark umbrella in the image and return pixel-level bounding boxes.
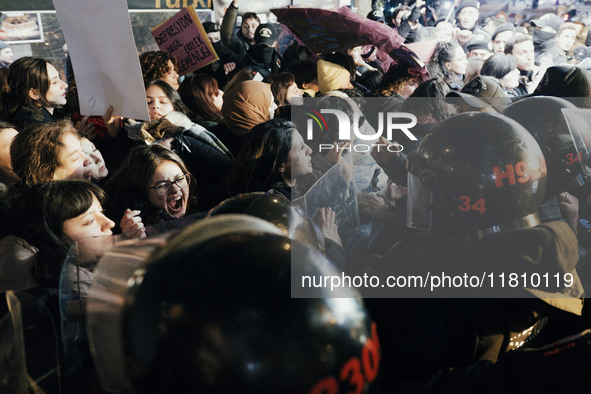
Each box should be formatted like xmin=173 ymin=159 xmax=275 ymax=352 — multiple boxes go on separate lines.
xmin=271 ymin=6 xmax=428 ymax=79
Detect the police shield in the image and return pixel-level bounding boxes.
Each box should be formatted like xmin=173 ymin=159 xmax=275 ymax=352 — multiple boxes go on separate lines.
xmin=86 ymin=237 xmax=167 ymax=393
xmin=0 ymin=290 xmax=62 ymax=393
xmin=293 ymin=153 xmax=361 ymax=248
xmin=562 ymin=108 xmax=591 ymax=181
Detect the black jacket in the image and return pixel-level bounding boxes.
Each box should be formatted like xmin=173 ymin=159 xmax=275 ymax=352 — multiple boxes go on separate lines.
xmin=10 ymin=106 xmax=61 ymax=130
xmin=364 ymin=221 xmax=584 ymax=392
xmin=220 ymin=3 xmax=252 ymax=60
xmin=238 ymin=44 xmax=282 ymax=80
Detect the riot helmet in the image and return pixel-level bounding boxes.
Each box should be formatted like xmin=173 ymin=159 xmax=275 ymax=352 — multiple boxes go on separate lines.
xmin=123 ymin=215 xmax=379 ymax=393
xmin=503 ymin=96 xmax=587 ymax=196
xmin=407 ymin=112 xmax=547 ymax=240
xmin=207 ymin=191 xmax=325 ymax=251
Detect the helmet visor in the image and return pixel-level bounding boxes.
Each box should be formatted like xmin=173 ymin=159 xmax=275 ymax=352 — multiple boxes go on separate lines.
xmin=562 ymin=108 xmax=591 ymax=177
xmin=406 ymin=172 xmax=434 ymax=231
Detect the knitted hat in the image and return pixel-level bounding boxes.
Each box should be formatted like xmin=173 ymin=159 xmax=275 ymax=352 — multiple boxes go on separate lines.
xmin=317 ymin=59 xmax=352 ymax=94
xmin=0 ymin=41 xmax=9 ymax=51
xmin=491 ymin=22 xmax=515 ymax=41
xmin=367 ymin=10 xmax=386 ymax=23
xmin=456 ymin=0 xmax=480 ymax=13
xmin=202 ymin=22 xmax=220 ymax=34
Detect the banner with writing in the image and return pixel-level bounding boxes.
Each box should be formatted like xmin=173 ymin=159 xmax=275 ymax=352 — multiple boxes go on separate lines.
xmin=151 ymin=5 xmax=218 ymax=75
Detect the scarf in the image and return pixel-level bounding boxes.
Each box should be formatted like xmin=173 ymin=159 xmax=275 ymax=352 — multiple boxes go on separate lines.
xmin=221 ymin=80 xmax=272 ymax=135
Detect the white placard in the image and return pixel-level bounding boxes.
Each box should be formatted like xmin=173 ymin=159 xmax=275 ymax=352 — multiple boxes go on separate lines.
xmin=53 ymin=0 xmax=150 ymax=120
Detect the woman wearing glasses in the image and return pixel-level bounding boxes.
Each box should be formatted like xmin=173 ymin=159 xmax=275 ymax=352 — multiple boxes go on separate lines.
xmin=103 ymin=144 xmax=196 ymax=237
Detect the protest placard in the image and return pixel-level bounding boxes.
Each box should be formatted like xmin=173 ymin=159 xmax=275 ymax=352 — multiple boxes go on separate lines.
xmin=53 ymin=0 xmax=150 ymax=120
xmin=151 ymin=6 xmax=218 ymax=75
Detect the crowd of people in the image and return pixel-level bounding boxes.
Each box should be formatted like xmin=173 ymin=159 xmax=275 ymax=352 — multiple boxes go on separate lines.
xmin=2 ymin=0 xmax=591 ymax=392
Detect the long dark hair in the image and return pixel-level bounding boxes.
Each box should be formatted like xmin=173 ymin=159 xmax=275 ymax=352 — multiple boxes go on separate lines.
xmin=3 ymin=56 xmax=54 ymax=119
xmin=480 ymin=53 xmax=517 ymax=80
xmin=227 ymin=119 xmax=293 ymax=194
xmin=400 ymin=78 xmax=457 ymax=123
xmin=103 ymin=144 xmax=196 ymax=226
xmin=431 ymin=40 xmax=464 ymax=86
xmin=271 ymin=72 xmax=296 ymax=107
xmin=10 ymin=120 xmax=81 ymax=186
xmin=13 ymin=180 xmax=107 ymax=288
xmin=178 ymin=74 xmax=223 ymax=123
xmin=145 ymin=80 xmax=194 ymax=119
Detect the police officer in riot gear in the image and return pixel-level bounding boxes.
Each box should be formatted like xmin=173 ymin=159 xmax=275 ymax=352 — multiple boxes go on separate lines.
xmin=504 ymin=96 xmax=586 ymax=233
xmin=122 ymin=215 xmax=380 ymax=393
xmin=364 ymin=112 xmax=589 ymax=393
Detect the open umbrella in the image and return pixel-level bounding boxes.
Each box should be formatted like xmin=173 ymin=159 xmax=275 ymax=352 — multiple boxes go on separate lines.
xmin=271 ymin=6 xmax=428 ymax=78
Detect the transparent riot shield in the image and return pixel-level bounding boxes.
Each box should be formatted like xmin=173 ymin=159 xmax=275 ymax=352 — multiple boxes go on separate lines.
xmin=85 ymin=237 xmax=167 ymax=393
xmin=59 ymin=235 xmax=117 ymax=393
xmin=58 ymin=214 xmax=201 ymax=393
xmin=0 ymin=290 xmax=62 ymax=393
xmin=562 ymin=108 xmax=591 ymax=180
xmin=294 ymin=153 xmax=360 ymax=248
xmin=58 ymin=213 xmax=203 ymax=392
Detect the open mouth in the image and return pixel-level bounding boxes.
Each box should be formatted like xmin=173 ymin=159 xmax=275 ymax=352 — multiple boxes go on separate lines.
xmin=167 ymin=195 xmax=184 ymax=214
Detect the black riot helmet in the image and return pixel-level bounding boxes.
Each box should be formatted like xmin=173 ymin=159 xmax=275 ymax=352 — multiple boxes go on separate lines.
xmin=503 ymin=96 xmax=588 ymax=197
xmin=406 ymin=112 xmax=547 ymax=240
xmin=207 ymin=191 xmax=325 ymax=251
xmin=123 ymin=215 xmax=379 ymax=393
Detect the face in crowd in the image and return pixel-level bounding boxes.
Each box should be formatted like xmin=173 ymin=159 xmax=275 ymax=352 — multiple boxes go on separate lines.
xmin=445 ymin=47 xmax=469 ymax=76
xmin=284 ymin=129 xmax=313 ymax=182
xmin=493 ymin=30 xmax=514 ymax=53
xmin=0 ymin=46 xmax=14 ymax=65
xmin=148 ymin=160 xmax=190 ymax=218
xmin=207 ymin=31 xmax=221 ymax=43
xmin=457 ymin=6 xmax=479 ymax=30
xmin=212 ymin=88 xmax=224 ymax=111
xmin=146 ymin=83 xmax=175 ymax=120
xmin=241 ymin=17 xmax=260 ymax=42
xmin=511 ymin=40 xmax=535 ymax=72
xmin=161 ymin=60 xmax=180 ymax=90
xmin=557 ymin=28 xmax=577 ymax=52
xmin=285 ymin=82 xmax=304 ymax=105
xmin=81 ymin=137 xmax=108 ymax=181
xmin=53 ymin=131 xmax=92 ymax=181
xmin=62 ymin=193 xmax=115 ymax=242
xmin=29 ymin=63 xmax=68 ymax=111
xmin=0 ymin=127 xmax=18 ymax=170
xmin=500 ymin=68 xmax=521 ymax=90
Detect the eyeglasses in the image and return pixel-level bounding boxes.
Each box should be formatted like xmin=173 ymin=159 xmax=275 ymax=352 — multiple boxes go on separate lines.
xmin=149 ymin=174 xmax=190 ymax=195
